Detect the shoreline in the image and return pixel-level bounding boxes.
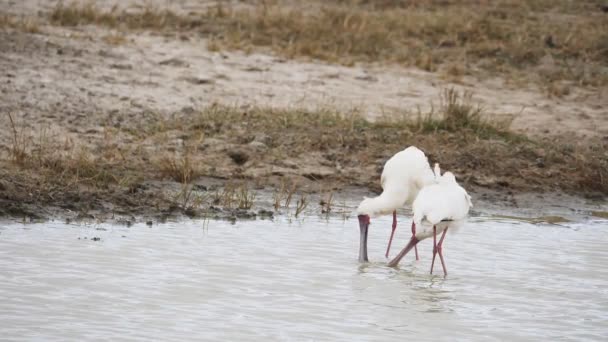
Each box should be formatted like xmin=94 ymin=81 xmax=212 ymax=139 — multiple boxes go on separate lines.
xmin=1 ymin=176 xmax=606 ymax=225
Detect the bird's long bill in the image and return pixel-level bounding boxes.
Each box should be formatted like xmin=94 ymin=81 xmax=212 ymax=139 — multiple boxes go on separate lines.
xmin=358 ymin=215 xmax=370 ymax=263
xmin=387 ymin=236 xmax=419 ymax=267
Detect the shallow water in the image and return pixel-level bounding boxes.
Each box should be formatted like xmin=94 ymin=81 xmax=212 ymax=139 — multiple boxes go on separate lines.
xmin=1 ymin=216 xmax=607 ymax=341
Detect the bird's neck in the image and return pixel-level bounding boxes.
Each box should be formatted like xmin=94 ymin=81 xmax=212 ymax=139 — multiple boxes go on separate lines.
xmin=358 ymin=189 xmax=409 ymax=217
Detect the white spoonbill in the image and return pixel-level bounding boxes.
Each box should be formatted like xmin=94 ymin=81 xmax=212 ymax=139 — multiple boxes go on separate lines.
xmin=387 ymin=169 xmax=472 ymax=276
xmin=356 ymin=146 xmax=436 ymax=262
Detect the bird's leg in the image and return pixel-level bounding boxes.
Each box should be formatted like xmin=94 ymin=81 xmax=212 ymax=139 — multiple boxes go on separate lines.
xmin=386 ymin=235 xmax=419 ymax=267
xmin=437 ymin=227 xmax=449 ymax=277
xmin=384 ymin=210 xmax=397 ymax=258
xmin=430 ymin=225 xmax=438 ymax=274
xmin=413 ymin=223 xmax=419 ymax=261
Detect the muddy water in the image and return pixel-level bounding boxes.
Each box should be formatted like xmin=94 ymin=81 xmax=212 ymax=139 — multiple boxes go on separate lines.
xmin=1 ymin=216 xmax=607 ymax=341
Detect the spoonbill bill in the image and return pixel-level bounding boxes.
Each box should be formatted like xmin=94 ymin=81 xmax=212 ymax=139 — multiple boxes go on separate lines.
xmin=356 ymin=146 xmax=436 ymax=262
xmin=387 ymin=168 xmax=472 ymax=276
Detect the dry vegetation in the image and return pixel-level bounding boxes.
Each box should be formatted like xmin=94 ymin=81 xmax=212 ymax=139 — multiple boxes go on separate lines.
xmin=0 ymin=14 xmax=40 ymax=33
xmin=47 ymin=0 xmax=608 ymax=87
xmin=2 ymin=88 xmax=606 ymax=220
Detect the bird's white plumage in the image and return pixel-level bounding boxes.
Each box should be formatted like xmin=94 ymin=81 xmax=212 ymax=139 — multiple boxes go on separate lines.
xmin=411 ymin=170 xmax=472 ymax=240
xmin=357 ymin=146 xmax=435 ymax=217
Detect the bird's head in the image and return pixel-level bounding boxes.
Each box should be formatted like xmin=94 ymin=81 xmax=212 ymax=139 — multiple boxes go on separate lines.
xmin=357 ymin=214 xmax=370 ymax=263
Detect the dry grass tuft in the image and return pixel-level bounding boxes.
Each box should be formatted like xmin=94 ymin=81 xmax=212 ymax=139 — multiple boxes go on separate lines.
xmin=0 ymin=15 xmax=41 ymax=33
xmin=157 ymin=152 xmax=196 ymax=183
xmin=410 ymin=88 xmax=516 ymax=140
xmin=211 ymin=182 xmax=256 ymax=209
xmin=0 ymin=14 xmax=41 ymax=33
xmin=272 ymin=178 xmax=302 ymax=210
xmin=295 ymin=193 xmax=309 ymax=218
xmin=49 ymin=2 xmax=199 ymax=30
xmin=7 ymin=113 xmax=28 ymax=166
xmin=102 ymin=33 xmax=128 ymax=45
xmin=170 ymin=183 xmax=207 ymax=213
xmin=320 ymin=190 xmax=335 ymax=214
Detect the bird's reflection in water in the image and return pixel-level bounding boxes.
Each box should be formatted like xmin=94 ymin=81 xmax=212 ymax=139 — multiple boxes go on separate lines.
xmin=408 ymin=277 xmax=454 ymax=313
xmin=399 ymin=274 xmax=454 ymax=313
xmin=355 ymin=261 xmax=454 ymax=313
xmin=356 ymin=261 xmax=387 ymax=275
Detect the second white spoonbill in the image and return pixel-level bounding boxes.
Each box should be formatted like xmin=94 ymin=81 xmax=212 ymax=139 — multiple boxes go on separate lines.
xmin=387 ymin=168 xmax=472 ymax=276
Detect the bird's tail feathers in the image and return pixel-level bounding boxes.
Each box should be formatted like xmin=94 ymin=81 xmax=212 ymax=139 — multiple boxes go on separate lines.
xmin=465 ymin=193 xmax=473 ymax=208
xmin=413 ymin=211 xmax=425 ymax=227
xmin=433 ymin=163 xmax=441 ymax=181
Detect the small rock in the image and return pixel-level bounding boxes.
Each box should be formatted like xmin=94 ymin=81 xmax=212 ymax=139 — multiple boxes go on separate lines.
xmin=535 ymin=158 xmax=545 ymax=168
xmin=193 ymin=184 xmax=208 ymax=191
xmin=584 ymin=192 xmax=605 ymax=201
xmin=438 ymin=40 xmax=456 ymax=48
xmin=497 ymin=180 xmax=510 ymax=187
xmin=300 ymin=166 xmax=336 ymax=180
xmin=159 ymin=58 xmax=189 ymax=67
xmin=537 ymin=54 xmax=556 ymax=76
xmin=281 ymin=160 xmax=299 ymax=169
xmin=271 ymin=166 xmax=296 ymax=176
xmin=253 ymin=133 xmax=272 ymax=145
xmin=228 ymin=150 xmax=249 ymax=165
xmin=76 ymin=212 xmax=95 ymax=220
xmin=248 ymin=140 xmax=267 ymax=150
xmin=182 ymin=76 xmax=214 ymax=85
xmin=322 ymin=73 xmax=340 ymax=79
xmin=181 ymin=106 xmax=195 ymax=115
xmin=110 ymin=63 xmax=132 ymax=70
xmin=544 ymin=35 xmax=556 ymax=48
xmin=184 ymin=207 xmax=197 ymax=217
xmin=234 ymin=209 xmax=256 ymax=219
xmin=199 ymin=138 xmax=225 ymax=150
xmin=258 ymin=209 xmax=274 ymax=218
xmin=243 ymin=66 xmax=266 ymax=72
xmin=355 ymin=74 xmax=378 ymax=82
xmin=98 ymin=49 xmax=120 ymax=58
xmin=117 ymin=219 xmax=133 ymax=227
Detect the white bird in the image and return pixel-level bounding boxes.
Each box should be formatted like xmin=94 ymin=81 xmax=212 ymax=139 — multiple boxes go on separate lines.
xmin=386 ymin=167 xmax=473 ymax=276
xmin=356 ymin=146 xmax=436 ymax=263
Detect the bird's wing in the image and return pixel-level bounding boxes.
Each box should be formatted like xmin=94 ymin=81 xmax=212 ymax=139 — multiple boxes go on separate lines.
xmin=413 ymin=183 xmax=471 ymax=225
